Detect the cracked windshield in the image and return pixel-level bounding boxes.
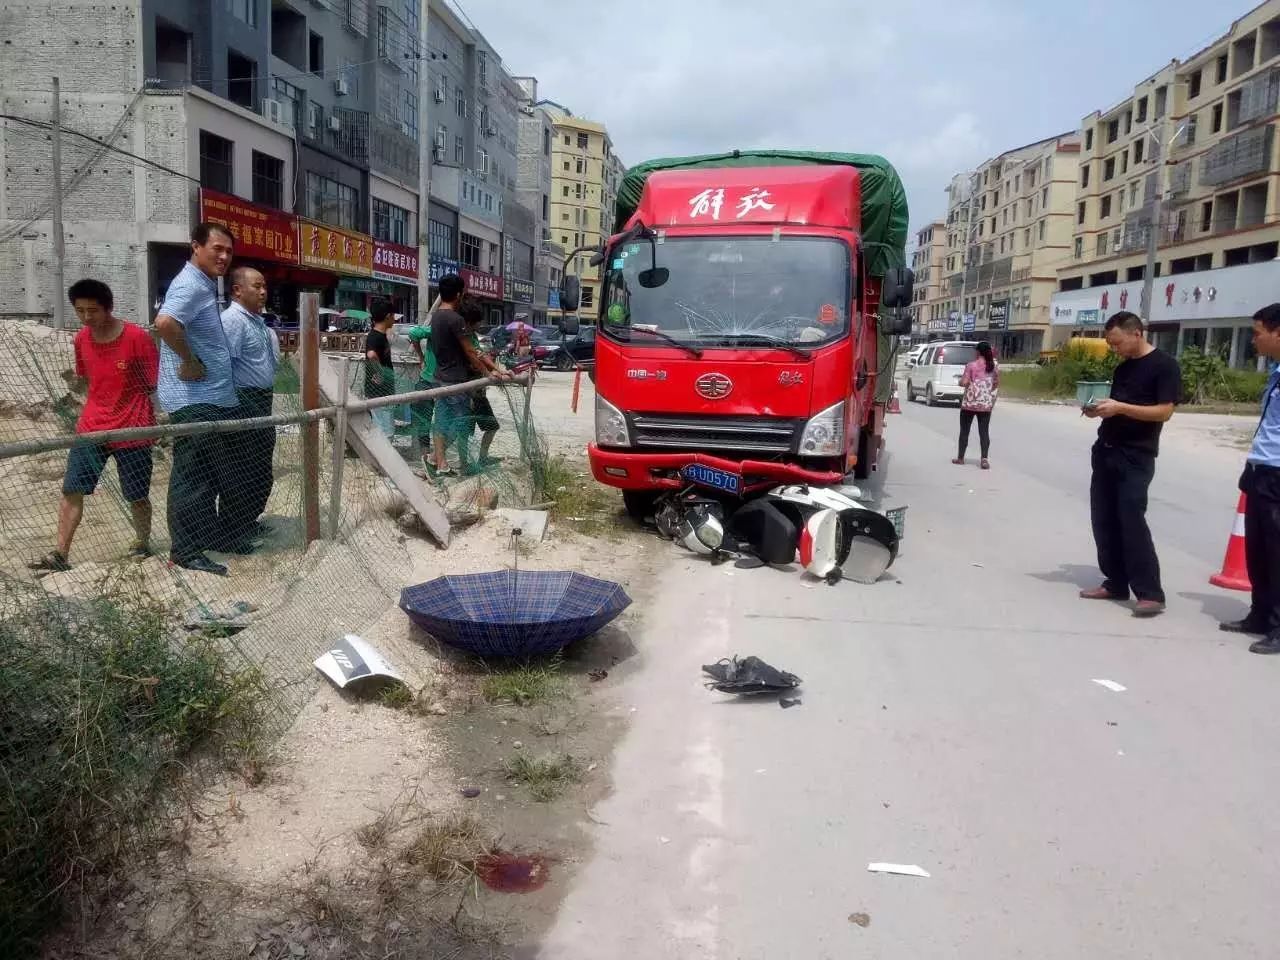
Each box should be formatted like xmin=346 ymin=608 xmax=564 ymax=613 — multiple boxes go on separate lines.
xmin=602 ymin=237 xmax=851 ymax=348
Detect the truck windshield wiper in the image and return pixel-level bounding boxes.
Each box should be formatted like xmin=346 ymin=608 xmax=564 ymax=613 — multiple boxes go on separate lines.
xmin=714 ymin=334 xmax=812 ymax=359
xmin=620 ymin=325 xmax=703 ymax=358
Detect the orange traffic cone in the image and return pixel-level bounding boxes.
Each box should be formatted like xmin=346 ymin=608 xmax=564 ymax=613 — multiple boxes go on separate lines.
xmin=888 ymin=382 xmax=902 ymax=414
xmin=1210 ymin=493 xmax=1251 ymax=592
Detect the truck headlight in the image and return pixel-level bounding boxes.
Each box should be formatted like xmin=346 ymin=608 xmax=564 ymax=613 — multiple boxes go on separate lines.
xmin=799 ymin=400 xmax=845 ymax=456
xmin=595 ymin=394 xmax=631 ymax=447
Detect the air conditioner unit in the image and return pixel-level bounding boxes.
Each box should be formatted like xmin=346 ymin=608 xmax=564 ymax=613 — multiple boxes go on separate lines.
xmin=433 ymin=130 xmax=446 ymax=149
xmin=334 ymin=77 xmax=350 ymax=96
xmin=432 ymin=145 xmax=445 ymax=162
xmin=1022 ymin=295 xmax=1031 ymax=308
xmin=262 ymin=99 xmax=286 ymax=125
xmin=484 ymin=124 xmax=496 ymax=136
xmin=328 ymin=115 xmax=342 ymax=132
xmin=400 ymin=121 xmax=411 ymax=137
xmin=433 ymin=87 xmax=445 ymax=103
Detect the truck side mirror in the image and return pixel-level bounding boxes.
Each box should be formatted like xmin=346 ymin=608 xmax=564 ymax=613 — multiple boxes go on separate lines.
xmin=559 ymin=275 xmax=581 ymax=312
xmin=880 ymin=267 xmax=915 ymax=309
xmin=560 ymin=314 xmax=580 ymax=336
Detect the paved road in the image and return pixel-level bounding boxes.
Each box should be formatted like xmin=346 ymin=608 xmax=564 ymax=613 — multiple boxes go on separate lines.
xmin=530 ymin=391 xmax=1279 ymax=959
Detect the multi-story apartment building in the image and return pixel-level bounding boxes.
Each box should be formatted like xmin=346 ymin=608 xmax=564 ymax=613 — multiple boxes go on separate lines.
xmin=926 ymin=134 xmax=1081 ymax=357
xmin=537 ymin=101 xmax=622 ymax=322
xmin=0 ymin=0 xmax=542 ymax=329
xmin=909 ymin=221 xmax=945 ymax=333
xmin=1051 ymin=0 xmax=1280 ymax=368
xmin=512 ymin=77 xmax=563 ymax=324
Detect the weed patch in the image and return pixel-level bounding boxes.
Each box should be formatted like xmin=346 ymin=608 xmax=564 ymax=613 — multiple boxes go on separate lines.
xmin=505 ymin=752 xmax=583 ymax=802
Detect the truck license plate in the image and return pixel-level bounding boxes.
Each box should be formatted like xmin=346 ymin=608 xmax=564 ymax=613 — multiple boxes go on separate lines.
xmin=681 ymin=463 xmax=741 ymax=495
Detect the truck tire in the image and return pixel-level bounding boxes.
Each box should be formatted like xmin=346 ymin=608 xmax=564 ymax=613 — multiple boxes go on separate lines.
xmin=925 ymin=383 xmax=937 ymax=407
xmin=622 ymin=490 xmax=658 ymax=522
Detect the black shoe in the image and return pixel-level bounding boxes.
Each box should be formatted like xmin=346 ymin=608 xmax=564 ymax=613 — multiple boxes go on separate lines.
xmin=1249 ymin=634 xmax=1280 ymax=655
xmin=1220 ymin=618 xmax=1269 ymax=636
xmin=171 ymin=553 xmax=228 ymax=577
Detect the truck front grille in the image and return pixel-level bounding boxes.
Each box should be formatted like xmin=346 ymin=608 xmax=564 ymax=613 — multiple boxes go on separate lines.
xmin=629 ymin=413 xmax=799 ymax=454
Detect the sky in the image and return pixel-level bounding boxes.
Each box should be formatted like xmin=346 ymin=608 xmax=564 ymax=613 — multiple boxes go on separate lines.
xmin=452 ymin=0 xmax=1245 ymax=237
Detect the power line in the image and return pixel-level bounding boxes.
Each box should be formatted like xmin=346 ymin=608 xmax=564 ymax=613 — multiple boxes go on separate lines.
xmin=0 ymin=115 xmax=197 ymax=185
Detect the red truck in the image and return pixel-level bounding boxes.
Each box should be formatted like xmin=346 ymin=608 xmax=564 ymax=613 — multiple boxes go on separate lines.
xmin=557 ymin=151 xmax=913 ymax=520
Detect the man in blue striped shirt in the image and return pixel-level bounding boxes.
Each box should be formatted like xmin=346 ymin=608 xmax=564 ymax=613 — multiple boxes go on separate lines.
xmin=154 ymin=222 xmax=238 ymax=576
xmin=219 ymin=266 xmax=281 ymax=550
xmin=1222 ymin=303 xmax=1280 ymax=654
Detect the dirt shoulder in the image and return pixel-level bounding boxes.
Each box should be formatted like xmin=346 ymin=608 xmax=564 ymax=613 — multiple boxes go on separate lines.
xmin=43 ymin=460 xmax=662 ymax=959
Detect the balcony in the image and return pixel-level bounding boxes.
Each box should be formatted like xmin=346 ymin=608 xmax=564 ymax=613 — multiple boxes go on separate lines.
xmin=1200 ymin=124 xmax=1274 ymax=187
xmin=377 ymin=4 xmax=413 ymax=72
xmin=370 ymin=116 xmax=418 ymax=182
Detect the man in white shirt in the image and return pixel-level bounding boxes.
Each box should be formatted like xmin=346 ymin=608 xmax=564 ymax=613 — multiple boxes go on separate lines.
xmin=218 ymin=266 xmax=281 ymax=551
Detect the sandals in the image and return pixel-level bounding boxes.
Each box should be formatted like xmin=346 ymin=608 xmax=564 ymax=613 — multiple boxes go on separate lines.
xmin=952 ymin=457 xmax=964 ymax=465
xmin=28 ymin=552 xmax=71 ymax=574
xmin=981 ymin=459 xmax=991 ymax=470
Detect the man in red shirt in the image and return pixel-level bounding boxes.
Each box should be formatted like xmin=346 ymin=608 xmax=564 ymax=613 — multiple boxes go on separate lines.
xmin=29 ymin=280 xmax=160 ymax=573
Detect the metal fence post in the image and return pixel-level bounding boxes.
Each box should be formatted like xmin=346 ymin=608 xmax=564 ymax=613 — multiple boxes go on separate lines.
xmin=299 ymin=292 xmax=322 ymax=545
xmin=329 ymin=356 xmax=351 ymax=539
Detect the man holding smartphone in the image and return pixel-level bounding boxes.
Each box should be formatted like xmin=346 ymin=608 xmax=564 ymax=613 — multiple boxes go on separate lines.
xmin=1080 ymin=311 xmax=1181 ymax=617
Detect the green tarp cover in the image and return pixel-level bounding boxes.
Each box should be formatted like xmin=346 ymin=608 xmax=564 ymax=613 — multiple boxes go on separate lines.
xmin=615 ymin=150 xmax=909 ymax=278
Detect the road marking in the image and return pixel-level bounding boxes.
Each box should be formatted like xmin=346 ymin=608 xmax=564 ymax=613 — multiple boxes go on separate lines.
xmin=1091 ymin=678 xmax=1127 ymax=693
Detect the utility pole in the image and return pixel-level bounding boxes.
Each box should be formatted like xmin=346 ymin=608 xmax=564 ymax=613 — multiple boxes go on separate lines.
xmin=50 ymin=77 xmax=66 ymax=330
xmin=1139 ymin=119 xmax=1186 ymax=322
xmin=416 ymin=1 xmax=431 ymax=323
xmin=955 ymin=168 xmax=979 ymax=337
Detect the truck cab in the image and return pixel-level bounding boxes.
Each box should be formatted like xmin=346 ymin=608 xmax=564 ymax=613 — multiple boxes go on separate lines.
xmin=560 ymin=163 xmax=912 ymax=518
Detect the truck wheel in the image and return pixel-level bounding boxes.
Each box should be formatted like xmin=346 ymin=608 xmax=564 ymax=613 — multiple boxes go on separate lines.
xmin=925 ymin=383 xmax=937 ymax=407
xmin=555 ymin=351 xmax=574 ymax=372
xmin=622 ymin=490 xmax=658 ymax=522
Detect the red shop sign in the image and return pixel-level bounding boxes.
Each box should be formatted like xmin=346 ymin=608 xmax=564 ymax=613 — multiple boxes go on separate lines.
xmin=460 ymin=268 xmax=504 ymax=300
xmin=373 ymin=240 xmax=419 ymax=285
xmin=199 ymin=188 xmax=299 ymax=265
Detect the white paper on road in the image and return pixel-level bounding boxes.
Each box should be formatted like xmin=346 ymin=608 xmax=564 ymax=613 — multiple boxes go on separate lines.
xmin=867 ymin=862 xmax=931 ymax=878
xmin=1091 ymin=678 xmax=1127 ymax=693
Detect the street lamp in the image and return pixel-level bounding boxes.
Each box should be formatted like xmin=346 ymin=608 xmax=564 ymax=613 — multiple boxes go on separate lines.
xmin=1138 ymin=117 xmax=1189 ymax=322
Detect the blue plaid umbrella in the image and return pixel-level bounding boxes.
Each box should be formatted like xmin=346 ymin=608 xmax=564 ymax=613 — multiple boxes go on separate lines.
xmin=399 ymin=570 xmax=631 ymax=657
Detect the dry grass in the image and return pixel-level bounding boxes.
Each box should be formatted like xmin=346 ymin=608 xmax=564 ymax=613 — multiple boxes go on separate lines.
xmin=400 ymin=812 xmax=497 ymax=886
xmin=505 ymin=752 xmax=583 ymax=802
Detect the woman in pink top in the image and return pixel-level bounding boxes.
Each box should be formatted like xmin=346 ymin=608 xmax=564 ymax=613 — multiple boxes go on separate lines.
xmin=953 ymin=341 xmax=999 ymax=469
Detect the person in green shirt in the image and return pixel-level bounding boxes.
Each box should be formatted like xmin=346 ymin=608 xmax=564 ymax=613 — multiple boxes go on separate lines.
xmin=406 ymin=319 xmax=437 ymax=473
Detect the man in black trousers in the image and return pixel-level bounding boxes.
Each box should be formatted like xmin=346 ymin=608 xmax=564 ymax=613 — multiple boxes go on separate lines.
xmin=1080 ymin=311 xmax=1181 ymax=617
xmin=1221 ymin=303 xmax=1280 ymax=653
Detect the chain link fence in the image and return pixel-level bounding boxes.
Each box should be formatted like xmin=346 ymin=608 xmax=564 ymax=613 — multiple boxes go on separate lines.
xmin=0 ymin=317 xmax=547 ymax=953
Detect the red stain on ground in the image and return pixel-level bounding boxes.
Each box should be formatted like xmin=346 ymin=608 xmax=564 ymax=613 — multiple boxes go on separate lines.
xmin=475 ymin=852 xmax=551 ymax=893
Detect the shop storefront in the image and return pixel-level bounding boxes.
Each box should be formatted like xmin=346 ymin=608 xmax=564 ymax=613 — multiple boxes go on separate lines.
xmin=299 ymin=220 xmax=376 ymax=313
xmin=506 ymin=278 xmax=536 ymax=325
xmin=198 ymin=187 xmax=303 ymax=320
xmin=426 ymin=256 xmax=461 ymax=308
xmin=1049 ymin=260 xmax=1280 ymax=369
xmin=460 ymin=267 xmax=505 ymax=328
xmin=373 ymin=240 xmax=420 ymax=320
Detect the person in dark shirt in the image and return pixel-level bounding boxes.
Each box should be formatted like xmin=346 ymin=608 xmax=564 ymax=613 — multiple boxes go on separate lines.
xmin=364 ymin=301 xmax=396 ymax=437
xmin=1080 ymin=311 xmax=1181 ymax=617
xmin=429 ymin=280 xmax=510 ymax=477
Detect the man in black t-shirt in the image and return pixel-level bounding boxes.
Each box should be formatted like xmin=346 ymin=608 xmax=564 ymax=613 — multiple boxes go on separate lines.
xmin=429 ymin=279 xmax=510 ymax=477
xmin=1081 ymin=311 xmax=1181 ymax=617
xmin=364 ymin=301 xmax=396 ymax=437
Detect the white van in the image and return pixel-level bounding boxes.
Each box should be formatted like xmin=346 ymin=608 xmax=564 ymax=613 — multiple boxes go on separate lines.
xmin=905 ymin=341 xmax=980 ymax=406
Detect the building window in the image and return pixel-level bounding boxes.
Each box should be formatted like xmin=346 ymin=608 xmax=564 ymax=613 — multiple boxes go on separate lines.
xmin=576 ymin=158 xmax=584 ymax=174
xmin=309 ymin=31 xmax=323 ymax=76
xmin=1074 ymin=237 xmax=1084 ymax=259
xmin=562 ymin=185 xmax=569 ymax=197
xmin=1188 ymin=70 xmax=1201 ymax=99
xmin=304 ymin=171 xmax=358 ymax=229
xmin=1133 ymin=138 xmax=1145 ymax=163
xmin=428 ymin=218 xmax=454 ymax=260
xmin=477 ymin=49 xmax=487 ymax=88
xmin=251 ymin=150 xmax=283 ymax=209
xmin=580 ymin=285 xmax=594 ymax=309
xmin=455 ymin=135 xmax=464 ymax=164
xmin=1212 ymin=102 xmax=1224 ymax=133
xmin=1085 ymin=128 xmax=1094 ymax=150
xmin=459 ymin=232 xmax=482 ymax=269
xmin=1039 ymin=219 xmax=1046 ymax=241
xmin=1042 ymin=186 xmax=1048 ymax=207
xmin=1216 ymin=53 xmax=1229 ymax=84
xmin=1184 ymin=114 xmax=1197 ymax=146
xmin=1081 ymin=165 xmax=1090 ymax=188
xmin=372 ymin=198 xmax=410 ymax=245
xmin=455 ymin=85 xmax=466 ymax=118
xmin=226 ymin=0 xmax=257 ymax=27
xmin=199 ymin=131 xmax=233 ymax=193
xmin=306 ymin=100 xmax=324 ymax=140
xmin=1101 ymin=195 xmax=1112 ymax=219
xmin=1136 ymin=96 xmax=1148 ymax=122
xmin=1121 ymin=151 xmax=1128 ymax=174
xmin=403 ymin=91 xmax=418 ymax=140
xmin=1077 ymin=201 xmax=1086 ymax=224
xmin=1103 ymin=157 xmax=1115 ymax=181
xmin=577 ymin=132 xmax=589 ymax=149
xmin=1107 ymin=119 xmax=1119 ymax=143
xmin=1201 ymin=200 xmax=1214 ymax=234
xmin=227 ymin=49 xmax=256 ymax=110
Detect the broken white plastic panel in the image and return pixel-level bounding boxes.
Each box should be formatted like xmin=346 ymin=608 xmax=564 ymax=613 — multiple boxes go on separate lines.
xmin=867 ymin=862 xmax=931 ymax=878
xmin=315 ymin=634 xmax=404 ymax=689
xmin=1091 ymin=678 xmax=1127 ymax=693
